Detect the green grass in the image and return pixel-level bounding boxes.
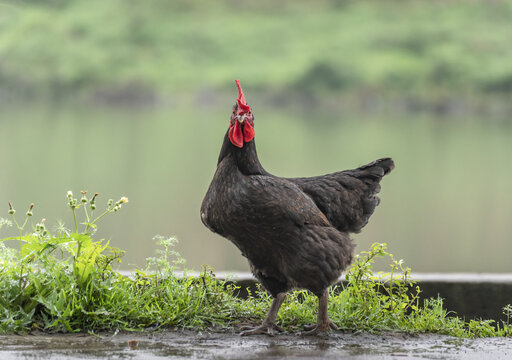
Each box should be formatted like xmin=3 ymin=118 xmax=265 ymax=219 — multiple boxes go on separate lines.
xmin=1 ymin=191 xmax=511 ymax=337
xmin=2 ymin=0 xmax=512 ymax=108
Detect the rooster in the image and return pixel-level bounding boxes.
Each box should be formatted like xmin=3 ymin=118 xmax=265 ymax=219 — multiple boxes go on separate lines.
xmin=201 ymin=80 xmax=394 ymax=336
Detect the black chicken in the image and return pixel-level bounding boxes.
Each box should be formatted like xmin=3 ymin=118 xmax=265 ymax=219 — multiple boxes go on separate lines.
xmin=201 ymin=80 xmax=394 ymax=336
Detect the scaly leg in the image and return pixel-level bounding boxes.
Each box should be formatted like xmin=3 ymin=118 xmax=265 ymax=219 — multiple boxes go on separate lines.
xmin=240 ymin=292 xmax=286 ymax=336
xmin=302 ymin=289 xmax=338 ymax=336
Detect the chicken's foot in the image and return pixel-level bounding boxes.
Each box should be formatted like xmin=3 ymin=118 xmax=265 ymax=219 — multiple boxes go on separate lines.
xmin=240 ymin=292 xmax=286 ymax=336
xmin=301 ymin=289 xmax=338 ymax=336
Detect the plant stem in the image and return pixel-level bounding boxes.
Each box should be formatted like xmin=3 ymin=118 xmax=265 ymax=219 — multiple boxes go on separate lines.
xmin=83 ymin=204 xmax=91 ymax=234
xmin=85 ymin=206 xmax=96 ymax=234
xmin=10 ymin=214 xmax=20 ymax=231
xmin=20 ymin=216 xmax=30 ymax=231
xmin=389 ymin=263 xmax=395 ymax=313
xmin=83 ymin=204 xmax=90 ymax=224
xmin=91 ymin=209 xmax=112 ymax=225
xmin=72 ymin=207 xmax=78 ymax=233
xmin=10 ymin=214 xmax=26 ymax=302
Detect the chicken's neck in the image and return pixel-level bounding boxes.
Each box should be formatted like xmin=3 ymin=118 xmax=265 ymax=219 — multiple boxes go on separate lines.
xmin=218 ymin=129 xmax=267 ymax=176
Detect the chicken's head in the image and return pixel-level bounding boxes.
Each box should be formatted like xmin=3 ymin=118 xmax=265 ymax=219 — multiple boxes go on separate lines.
xmin=229 ymin=80 xmax=254 ymax=148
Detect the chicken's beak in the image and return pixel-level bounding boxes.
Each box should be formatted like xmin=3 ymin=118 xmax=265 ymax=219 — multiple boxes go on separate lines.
xmin=237 ymin=114 xmax=247 ymax=123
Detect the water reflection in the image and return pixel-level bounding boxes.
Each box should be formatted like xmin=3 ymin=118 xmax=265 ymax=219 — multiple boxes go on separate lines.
xmin=1 ymin=104 xmax=511 ymax=272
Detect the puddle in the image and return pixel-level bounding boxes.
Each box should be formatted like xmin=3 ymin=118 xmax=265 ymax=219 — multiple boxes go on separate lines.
xmin=1 ymin=330 xmax=512 ymax=359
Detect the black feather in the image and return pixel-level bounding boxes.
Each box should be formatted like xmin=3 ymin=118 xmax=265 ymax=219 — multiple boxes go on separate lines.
xmin=201 ymin=128 xmax=394 ymax=298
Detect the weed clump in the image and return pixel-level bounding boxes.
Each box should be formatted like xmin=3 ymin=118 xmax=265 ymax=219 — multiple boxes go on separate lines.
xmin=0 ymin=192 xmax=511 ymax=337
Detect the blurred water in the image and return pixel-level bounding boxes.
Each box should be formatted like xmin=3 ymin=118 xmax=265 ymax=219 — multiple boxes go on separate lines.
xmin=1 ymin=103 xmax=511 ymax=272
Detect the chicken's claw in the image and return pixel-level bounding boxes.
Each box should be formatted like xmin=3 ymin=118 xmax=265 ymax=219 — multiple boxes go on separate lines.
xmin=240 ymin=323 xmax=284 ymax=336
xmin=301 ymin=319 xmax=338 ymax=336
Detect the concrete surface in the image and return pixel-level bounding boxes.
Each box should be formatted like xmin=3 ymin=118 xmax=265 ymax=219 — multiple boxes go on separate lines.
xmin=1 ymin=330 xmax=512 ymax=359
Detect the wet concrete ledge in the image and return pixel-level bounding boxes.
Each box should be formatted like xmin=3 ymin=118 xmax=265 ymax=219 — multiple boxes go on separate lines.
xmin=408 ymin=273 xmax=512 ymax=322
xmin=219 ymin=272 xmax=512 ymax=322
xmin=120 ymin=271 xmax=512 ymax=322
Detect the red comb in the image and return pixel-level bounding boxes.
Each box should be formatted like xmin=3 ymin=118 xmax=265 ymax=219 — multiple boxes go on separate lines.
xmin=235 ymin=80 xmax=251 ymax=114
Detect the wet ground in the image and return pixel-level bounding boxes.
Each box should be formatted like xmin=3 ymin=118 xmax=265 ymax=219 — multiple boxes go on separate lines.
xmin=1 ymin=330 xmax=512 ymax=359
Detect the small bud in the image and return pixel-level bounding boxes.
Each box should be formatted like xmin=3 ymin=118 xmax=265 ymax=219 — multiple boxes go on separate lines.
xmin=67 ymin=191 xmax=76 ymax=209
xmin=27 ymin=203 xmax=34 ymax=216
xmin=107 ymin=199 xmax=113 ymax=207
xmin=36 ymin=219 xmax=46 ymax=233
xmin=90 ymin=193 xmax=99 ymax=204
xmin=91 ymin=204 xmax=96 ymax=210
xmin=113 ymin=205 xmax=120 ymax=212
xmin=8 ymin=201 xmax=15 ymax=215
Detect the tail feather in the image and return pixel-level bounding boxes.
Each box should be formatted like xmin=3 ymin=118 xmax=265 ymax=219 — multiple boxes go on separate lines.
xmin=352 ymin=158 xmax=394 ymax=193
xmin=357 ymin=158 xmax=395 ymax=178
xmin=290 ymin=157 xmax=394 ymax=234
xmin=351 ymin=157 xmax=394 ymax=232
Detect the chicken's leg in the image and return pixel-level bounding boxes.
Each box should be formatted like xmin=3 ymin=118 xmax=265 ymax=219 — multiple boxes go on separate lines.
xmin=240 ymin=292 xmax=286 ymax=336
xmin=302 ymin=289 xmax=338 ymax=336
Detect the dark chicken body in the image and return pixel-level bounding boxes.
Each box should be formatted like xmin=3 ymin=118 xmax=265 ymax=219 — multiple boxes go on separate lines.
xmin=201 ymin=81 xmax=394 ymax=336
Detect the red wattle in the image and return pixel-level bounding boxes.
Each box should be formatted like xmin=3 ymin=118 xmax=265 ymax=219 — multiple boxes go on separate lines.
xmin=243 ymin=122 xmax=255 ymax=142
xmin=229 ymin=122 xmax=244 ymax=148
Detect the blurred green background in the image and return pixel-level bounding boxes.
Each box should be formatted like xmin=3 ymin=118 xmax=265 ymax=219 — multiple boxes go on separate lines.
xmin=1 ymin=0 xmax=511 ymax=272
